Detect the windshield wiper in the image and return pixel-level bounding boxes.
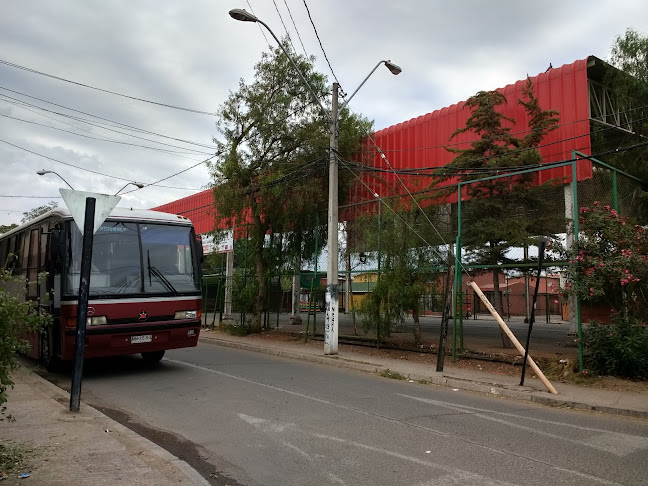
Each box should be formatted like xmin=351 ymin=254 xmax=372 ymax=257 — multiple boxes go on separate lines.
xmin=147 ymin=252 xmax=178 ymax=295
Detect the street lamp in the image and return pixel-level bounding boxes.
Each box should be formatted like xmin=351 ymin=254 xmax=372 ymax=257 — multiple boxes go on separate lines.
xmin=36 ymin=169 xmax=74 ymax=189
xmin=115 ymin=182 xmax=145 ymax=195
xmin=229 ymin=8 xmax=401 ymax=354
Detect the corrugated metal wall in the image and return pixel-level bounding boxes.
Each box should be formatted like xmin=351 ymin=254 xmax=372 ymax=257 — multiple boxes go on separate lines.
xmin=155 ymin=58 xmax=593 ymax=234
xmin=352 ymin=58 xmax=592 ymax=205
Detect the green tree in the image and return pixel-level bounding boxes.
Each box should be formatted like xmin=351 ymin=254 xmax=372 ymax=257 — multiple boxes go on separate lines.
xmin=0 ymin=224 xmax=17 ymax=235
xmin=355 ymin=202 xmax=444 ymax=345
xmin=434 ymin=79 xmax=561 ymax=345
xmin=208 ymin=41 xmax=371 ymax=331
xmin=1 ymin=267 xmax=51 ymax=419
xmin=21 ymin=201 xmax=58 ymax=224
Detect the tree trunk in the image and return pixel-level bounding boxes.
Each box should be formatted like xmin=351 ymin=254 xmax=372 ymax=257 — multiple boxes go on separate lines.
xmin=291 ymin=232 xmax=302 ymax=325
xmin=250 ymin=215 xmax=267 ymax=333
xmin=412 ymin=306 xmax=421 ymax=345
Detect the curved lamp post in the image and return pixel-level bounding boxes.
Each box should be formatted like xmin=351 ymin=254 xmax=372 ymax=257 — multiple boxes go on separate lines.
xmin=229 ymin=8 xmax=401 ymax=354
xmin=36 ymin=169 xmax=74 ymax=190
xmin=115 ymin=182 xmax=144 ymax=195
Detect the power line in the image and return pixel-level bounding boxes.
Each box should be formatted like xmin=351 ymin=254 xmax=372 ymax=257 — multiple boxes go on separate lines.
xmin=272 ymin=0 xmax=300 ymax=57
xmin=283 ymin=0 xmax=309 ymax=58
xmin=245 ymin=0 xmax=271 ymax=46
xmin=301 ymin=0 xmax=340 ymax=86
xmin=0 ymin=92 xmax=215 ymax=155
xmin=0 ymin=138 xmax=204 ymax=190
xmin=0 ymin=112 xmax=212 ymax=158
xmin=361 ymin=111 xmax=648 ymax=176
xmin=0 ymin=195 xmax=62 ymax=198
xmin=0 ymin=86 xmax=219 ymax=150
xmin=0 ymin=59 xmax=217 ymax=116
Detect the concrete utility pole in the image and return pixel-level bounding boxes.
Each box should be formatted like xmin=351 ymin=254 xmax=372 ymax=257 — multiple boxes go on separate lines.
xmin=229 ymin=8 xmax=401 ymax=355
xmin=325 ymin=82 xmax=340 ymax=354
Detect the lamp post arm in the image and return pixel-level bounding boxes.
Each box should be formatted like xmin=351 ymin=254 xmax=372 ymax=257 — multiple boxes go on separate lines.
xmin=256 ymin=18 xmax=330 ymax=120
xmin=339 ymin=61 xmax=385 ymax=112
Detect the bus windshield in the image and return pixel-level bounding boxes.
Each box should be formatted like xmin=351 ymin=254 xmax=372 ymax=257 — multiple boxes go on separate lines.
xmin=64 ymin=221 xmax=200 ymax=297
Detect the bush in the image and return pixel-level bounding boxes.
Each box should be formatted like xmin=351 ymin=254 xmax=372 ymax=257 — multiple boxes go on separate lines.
xmin=1 ymin=267 xmax=51 ymax=419
xmin=582 ymin=321 xmax=648 ymax=379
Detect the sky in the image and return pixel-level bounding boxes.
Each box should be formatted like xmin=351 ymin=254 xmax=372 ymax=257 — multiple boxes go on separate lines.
xmin=1 ymin=0 xmax=647 ymax=228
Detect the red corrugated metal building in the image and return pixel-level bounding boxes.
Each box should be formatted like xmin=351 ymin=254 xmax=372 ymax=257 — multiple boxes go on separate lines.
xmin=154 ymin=57 xmax=595 ymax=233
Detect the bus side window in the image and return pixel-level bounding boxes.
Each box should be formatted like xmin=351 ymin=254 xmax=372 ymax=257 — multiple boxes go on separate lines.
xmin=40 ymin=223 xmax=49 ymax=268
xmin=27 ymin=228 xmax=39 ymax=298
xmin=18 ymin=231 xmax=30 ymax=276
xmin=6 ymin=235 xmax=17 ymax=272
xmin=0 ymin=238 xmax=7 ymax=268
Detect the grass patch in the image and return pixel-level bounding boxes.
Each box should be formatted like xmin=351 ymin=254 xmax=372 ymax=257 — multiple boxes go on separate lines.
xmin=0 ymin=441 xmax=37 ymax=478
xmin=418 ymin=379 xmax=430 ymax=385
xmin=222 ymin=323 xmax=251 ymax=336
xmin=537 ymin=358 xmax=601 ymax=385
xmin=379 ymin=368 xmax=407 ymax=380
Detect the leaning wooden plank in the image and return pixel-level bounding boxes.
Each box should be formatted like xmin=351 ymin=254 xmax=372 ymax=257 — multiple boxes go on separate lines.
xmin=468 ymin=281 xmax=558 ymax=395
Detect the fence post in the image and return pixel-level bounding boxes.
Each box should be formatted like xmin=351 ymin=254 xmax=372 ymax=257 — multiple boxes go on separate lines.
xmin=453 ymin=183 xmax=463 ymax=363
xmin=571 ymin=157 xmax=584 ymax=372
xmin=612 ymin=169 xmax=618 ymax=211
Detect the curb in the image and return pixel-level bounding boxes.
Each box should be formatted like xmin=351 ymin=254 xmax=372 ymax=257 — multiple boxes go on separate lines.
xmin=199 ymin=336 xmax=648 ymax=420
xmin=14 ymin=365 xmax=211 ymax=486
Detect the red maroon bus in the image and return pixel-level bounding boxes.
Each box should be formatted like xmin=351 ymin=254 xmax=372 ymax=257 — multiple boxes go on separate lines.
xmin=0 ymin=207 xmax=203 ymax=370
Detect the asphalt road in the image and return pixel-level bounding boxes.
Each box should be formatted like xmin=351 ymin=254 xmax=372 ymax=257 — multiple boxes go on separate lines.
xmin=41 ymin=342 xmax=648 ymax=486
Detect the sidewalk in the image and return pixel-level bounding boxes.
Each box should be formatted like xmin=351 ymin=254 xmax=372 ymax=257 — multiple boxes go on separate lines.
xmin=0 ymin=366 xmax=209 ymax=486
xmin=199 ymin=328 xmax=648 ymax=420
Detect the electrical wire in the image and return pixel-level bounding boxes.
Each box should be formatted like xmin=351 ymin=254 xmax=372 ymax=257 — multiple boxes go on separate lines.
xmin=0 ymin=112 xmax=212 ymax=158
xmin=0 ymin=138 xmax=204 ymax=190
xmin=245 ymin=0 xmax=271 ymax=46
xmin=283 ymin=0 xmax=310 ymax=59
xmin=0 ymin=59 xmax=217 ymax=116
xmin=272 ymin=0 xmax=301 ymax=58
xmin=0 ymin=86 xmax=219 ymax=149
xmin=0 ymin=93 xmax=215 ymax=156
xmin=301 ymin=0 xmax=340 ymax=86
xmin=359 ymin=111 xmax=648 ymax=176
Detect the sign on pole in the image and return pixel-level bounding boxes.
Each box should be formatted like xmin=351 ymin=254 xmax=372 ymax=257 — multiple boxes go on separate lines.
xmin=59 ymin=189 xmax=120 ymax=411
xmin=59 ymin=189 xmax=121 ymax=234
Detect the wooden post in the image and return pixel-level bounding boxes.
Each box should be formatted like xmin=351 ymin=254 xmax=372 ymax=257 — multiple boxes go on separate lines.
xmin=468 ymin=281 xmax=558 ymax=395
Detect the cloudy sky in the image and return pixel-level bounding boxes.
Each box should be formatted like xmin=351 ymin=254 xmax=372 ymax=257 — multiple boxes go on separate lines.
xmin=1 ymin=0 xmax=647 ymax=227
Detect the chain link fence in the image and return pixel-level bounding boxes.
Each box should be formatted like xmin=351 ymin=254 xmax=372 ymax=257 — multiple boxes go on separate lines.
xmin=202 ymin=156 xmax=646 ymax=362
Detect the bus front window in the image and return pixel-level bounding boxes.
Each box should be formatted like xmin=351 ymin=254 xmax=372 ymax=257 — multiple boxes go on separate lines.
xmin=141 ymin=224 xmax=199 ymax=294
xmin=64 ymin=222 xmax=141 ymax=296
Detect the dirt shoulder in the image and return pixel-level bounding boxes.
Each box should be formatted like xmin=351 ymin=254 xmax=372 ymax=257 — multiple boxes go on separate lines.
xmin=232 ymin=328 xmax=648 ymax=395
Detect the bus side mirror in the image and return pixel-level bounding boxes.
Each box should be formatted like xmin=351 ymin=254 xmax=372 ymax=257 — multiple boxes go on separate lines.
xmin=194 ymin=234 xmax=204 ymax=265
xmin=50 ymin=229 xmax=65 ymax=272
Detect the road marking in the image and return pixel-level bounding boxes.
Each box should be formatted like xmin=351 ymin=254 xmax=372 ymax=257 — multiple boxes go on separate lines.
xmin=397 ymin=393 xmax=648 ymax=456
xmin=167 ymin=358 xmax=627 ymax=485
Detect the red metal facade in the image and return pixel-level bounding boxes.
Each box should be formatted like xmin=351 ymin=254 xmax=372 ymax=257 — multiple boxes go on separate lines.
xmin=154 ymin=190 xmax=214 ymax=234
xmin=155 ymin=58 xmax=593 ymax=233
xmin=352 ymin=57 xmax=593 ymax=205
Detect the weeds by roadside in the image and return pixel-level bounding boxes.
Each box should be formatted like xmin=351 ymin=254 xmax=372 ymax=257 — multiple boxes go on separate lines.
xmin=379 ymin=369 xmax=407 ymax=380
xmin=0 ymin=440 xmax=38 ymax=479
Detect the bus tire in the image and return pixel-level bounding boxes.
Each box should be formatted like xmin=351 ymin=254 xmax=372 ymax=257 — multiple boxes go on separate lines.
xmin=141 ymin=350 xmax=165 ymax=363
xmin=40 ymin=328 xmax=61 ymax=372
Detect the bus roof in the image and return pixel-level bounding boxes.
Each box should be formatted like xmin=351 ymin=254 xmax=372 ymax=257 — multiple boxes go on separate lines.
xmin=0 ymin=207 xmax=194 ymax=239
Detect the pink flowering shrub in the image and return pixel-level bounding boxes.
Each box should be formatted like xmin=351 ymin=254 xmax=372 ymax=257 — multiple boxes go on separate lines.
xmin=562 ymin=202 xmax=648 ymax=378
xmin=563 ymin=202 xmax=648 ymax=321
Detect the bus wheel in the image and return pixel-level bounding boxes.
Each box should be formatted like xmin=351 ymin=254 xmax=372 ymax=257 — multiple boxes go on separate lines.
xmin=40 ymin=329 xmax=61 ymax=372
xmin=141 ymin=351 xmax=165 ymax=363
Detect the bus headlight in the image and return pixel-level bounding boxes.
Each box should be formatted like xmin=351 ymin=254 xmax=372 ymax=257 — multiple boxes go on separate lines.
xmin=86 ymin=316 xmax=107 ymax=326
xmin=174 ymin=310 xmax=198 ymax=319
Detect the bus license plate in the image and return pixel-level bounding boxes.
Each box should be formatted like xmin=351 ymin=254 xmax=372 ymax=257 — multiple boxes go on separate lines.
xmin=131 ymin=334 xmax=152 ymax=344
